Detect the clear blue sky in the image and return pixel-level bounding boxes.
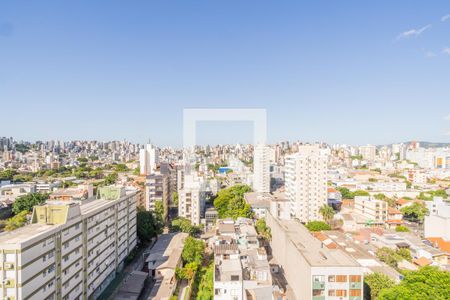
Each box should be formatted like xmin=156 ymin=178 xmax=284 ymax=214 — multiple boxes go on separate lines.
xmin=1 ymin=1 xmax=449 ymax=146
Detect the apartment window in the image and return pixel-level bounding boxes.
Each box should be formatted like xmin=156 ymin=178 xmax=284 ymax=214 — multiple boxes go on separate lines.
xmin=328 ymin=289 xmax=336 ymax=296
xmin=336 ymin=290 xmax=347 ymax=297
xmin=350 ymin=289 xmax=362 ymax=297
xmin=230 ymin=275 xmax=239 ymax=281
xmin=336 ymin=275 xmax=347 ymax=282
xmin=328 ymin=275 xmax=335 ymax=282
xmin=350 ymin=275 xmax=362 ymax=282
xmin=313 ymin=275 xmax=325 ymax=282
xmin=75 ymin=223 xmax=80 ymax=230
xmin=312 ymin=289 xmax=324 ymax=296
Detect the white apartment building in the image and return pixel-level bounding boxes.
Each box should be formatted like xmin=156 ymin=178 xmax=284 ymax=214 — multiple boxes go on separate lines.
xmin=285 ymin=145 xmax=328 ymax=222
xmin=0 ymin=183 xmax=36 ymax=202
xmin=267 ymin=213 xmax=364 ymax=300
xmin=178 ymin=174 xmax=205 ymax=225
xmin=252 ymin=144 xmax=270 ymax=193
xmin=359 ymin=145 xmax=376 ymax=162
xmin=354 ymin=196 xmax=388 ymax=223
xmin=144 ymin=172 xmax=169 ymax=214
xmin=425 ymin=197 xmax=450 ymax=241
xmin=0 ymin=186 xmax=138 ymax=300
xmin=139 ymin=144 xmax=159 ymax=176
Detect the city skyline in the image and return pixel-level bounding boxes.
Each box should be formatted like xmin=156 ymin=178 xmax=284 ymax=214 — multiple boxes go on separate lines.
xmin=1 ymin=1 xmax=450 ymax=145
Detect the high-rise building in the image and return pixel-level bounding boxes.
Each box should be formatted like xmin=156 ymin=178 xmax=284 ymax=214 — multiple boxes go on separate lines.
xmin=178 ymin=174 xmax=205 ymax=225
xmin=0 ymin=186 xmax=138 ymax=300
xmin=145 ymin=172 xmax=170 ymax=218
xmin=285 ymin=145 xmax=328 ymax=222
xmin=139 ymin=144 xmax=159 ymax=176
xmin=359 ymin=145 xmax=376 ymax=162
xmin=252 ymin=144 xmax=270 ymax=193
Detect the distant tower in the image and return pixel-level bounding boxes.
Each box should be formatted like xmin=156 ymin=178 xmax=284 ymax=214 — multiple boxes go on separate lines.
xmin=253 ymin=144 xmax=270 ymax=193
xmin=139 ymin=144 xmax=159 ymax=175
xmin=285 ymin=145 xmax=328 ymax=222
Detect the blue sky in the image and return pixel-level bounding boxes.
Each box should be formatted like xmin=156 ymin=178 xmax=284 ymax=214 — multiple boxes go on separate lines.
xmin=1 ymin=1 xmax=449 ymax=146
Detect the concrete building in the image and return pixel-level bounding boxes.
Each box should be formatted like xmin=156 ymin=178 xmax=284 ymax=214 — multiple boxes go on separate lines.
xmin=139 ymin=144 xmax=159 ymax=176
xmin=354 ymin=196 xmax=388 ymax=224
xmin=0 ymin=183 xmax=36 ymax=202
xmin=285 ymin=145 xmax=328 ymax=222
xmin=146 ymin=233 xmax=188 ymax=300
xmin=178 ymin=174 xmax=205 ymax=225
xmin=267 ymin=213 xmax=364 ymax=300
xmin=252 ymin=144 xmax=270 ymax=193
xmin=359 ymin=145 xmax=376 ymax=162
xmin=144 ymin=172 xmax=170 ymax=217
xmin=0 ymin=186 xmax=138 ymax=300
xmin=213 ymin=219 xmax=273 ymax=300
xmin=424 ymin=197 xmax=450 ymax=241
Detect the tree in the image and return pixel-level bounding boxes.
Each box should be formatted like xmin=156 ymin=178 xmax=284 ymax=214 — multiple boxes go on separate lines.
xmin=397 ymin=248 xmax=412 ymax=262
xmin=182 ymin=237 xmax=205 ymax=265
xmin=171 ymin=218 xmax=202 ymax=236
xmin=176 ymin=261 xmax=199 ymax=281
xmin=319 ymin=204 xmax=335 ymax=224
xmin=337 ymin=187 xmax=353 ymax=199
xmin=255 ymin=218 xmax=271 ymax=240
xmin=378 ymin=266 xmax=450 ymax=300
xmin=172 ymin=192 xmax=179 ymax=207
xmin=305 ymin=221 xmax=331 ymax=232
xmin=103 ymin=172 xmax=118 ymax=185
xmin=364 ymin=272 xmax=395 ymax=300
xmin=400 ymin=202 xmax=428 ymax=222
xmin=213 ymin=185 xmax=253 ymax=219
xmin=0 ymin=169 xmax=17 ymax=181
xmin=136 ymin=207 xmax=162 ymax=243
xmin=196 ymin=263 xmax=214 ymax=300
xmin=114 ymin=164 xmax=129 ymax=172
xmin=395 ymin=225 xmax=409 ymax=232
xmin=353 ymin=190 xmax=370 ymax=197
xmin=376 ymin=247 xmax=402 ymax=268
xmin=12 ymin=193 xmax=49 ymax=214
xmin=2 ymin=211 xmax=28 ymax=231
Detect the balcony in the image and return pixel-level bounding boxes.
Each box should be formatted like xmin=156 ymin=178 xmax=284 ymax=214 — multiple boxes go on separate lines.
xmin=312 ymin=297 xmax=325 ymax=300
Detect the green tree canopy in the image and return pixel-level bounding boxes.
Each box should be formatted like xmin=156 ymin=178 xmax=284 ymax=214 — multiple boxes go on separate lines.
xmin=182 ymin=236 xmax=205 ymax=265
xmin=213 ymin=185 xmax=253 ymax=219
xmin=12 ymin=193 xmax=49 ymax=214
xmin=2 ymin=211 xmax=29 ymax=231
xmin=171 ymin=218 xmax=202 ymax=236
xmin=319 ymin=204 xmax=335 ymax=224
xmin=364 ymin=272 xmax=395 ymax=300
xmin=136 ymin=207 xmax=163 ymax=243
xmin=305 ymin=221 xmax=331 ymax=232
xmin=378 ymin=267 xmax=450 ymax=300
xmin=400 ymin=202 xmax=428 ymax=222
xmin=255 ymin=218 xmax=271 ymax=240
xmin=196 ymin=263 xmax=214 ymax=300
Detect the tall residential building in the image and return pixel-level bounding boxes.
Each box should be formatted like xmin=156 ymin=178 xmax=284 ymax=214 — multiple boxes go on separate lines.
xmin=359 ymin=145 xmax=376 ymax=162
xmin=354 ymin=196 xmax=388 ymax=224
xmin=252 ymin=144 xmax=270 ymax=193
xmin=144 ymin=172 xmax=170 ymax=219
xmin=285 ymin=145 xmax=328 ymax=222
xmin=0 ymin=186 xmax=138 ymax=300
xmin=139 ymin=144 xmax=159 ymax=176
xmin=178 ymin=174 xmax=205 ymax=225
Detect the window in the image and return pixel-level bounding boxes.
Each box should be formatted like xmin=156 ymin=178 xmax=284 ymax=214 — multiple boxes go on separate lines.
xmin=313 ymin=275 xmax=324 ymax=282
xmin=350 ymin=289 xmax=362 ymax=296
xmin=215 ymin=289 xmax=220 ymax=295
xmin=328 ymin=275 xmax=335 ymax=282
xmin=328 ymin=289 xmax=336 ymax=296
xmin=336 ymin=275 xmax=347 ymax=282
xmin=336 ymin=290 xmax=347 ymax=297
xmin=313 ymin=289 xmax=324 ymax=296
xmin=350 ymin=275 xmax=361 ymax=282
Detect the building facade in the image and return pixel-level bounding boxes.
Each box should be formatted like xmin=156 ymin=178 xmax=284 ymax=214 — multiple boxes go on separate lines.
xmin=252 ymin=144 xmax=270 ymax=193
xmin=285 ymin=145 xmax=328 ymax=222
xmin=0 ymin=186 xmax=138 ymax=300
